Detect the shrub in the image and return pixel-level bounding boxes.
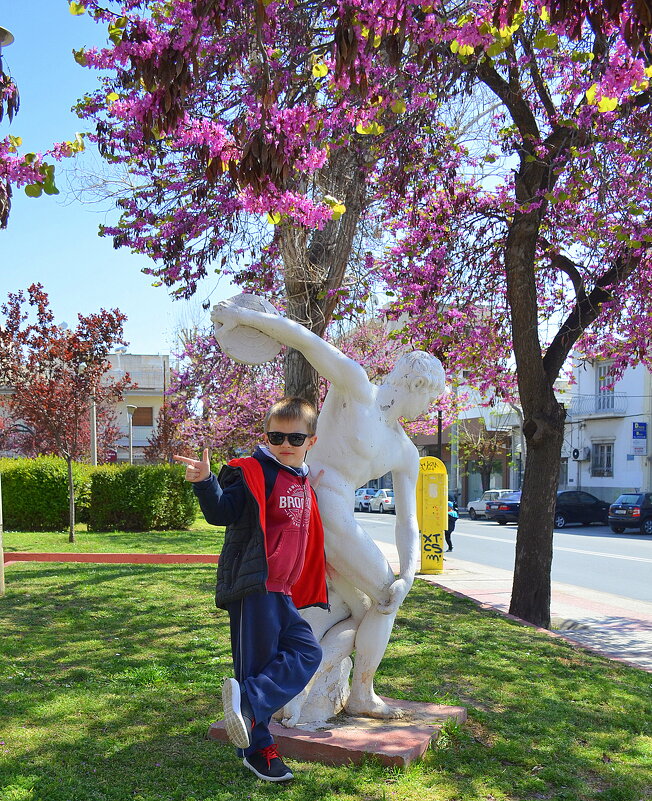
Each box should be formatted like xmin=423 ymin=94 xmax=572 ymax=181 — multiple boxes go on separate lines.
xmin=0 ymin=457 xmax=93 ymax=532
xmin=88 ymin=464 xmax=197 ymax=531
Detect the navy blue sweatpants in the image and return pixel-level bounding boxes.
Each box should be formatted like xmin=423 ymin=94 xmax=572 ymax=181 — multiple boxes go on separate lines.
xmin=226 ymin=592 xmax=322 ymax=757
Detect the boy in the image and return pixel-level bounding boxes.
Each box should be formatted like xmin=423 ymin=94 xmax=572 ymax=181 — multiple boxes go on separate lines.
xmin=174 ymin=397 xmax=327 ymax=782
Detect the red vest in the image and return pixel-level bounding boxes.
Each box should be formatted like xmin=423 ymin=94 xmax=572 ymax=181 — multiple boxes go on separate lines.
xmin=230 ymin=457 xmax=328 ymax=609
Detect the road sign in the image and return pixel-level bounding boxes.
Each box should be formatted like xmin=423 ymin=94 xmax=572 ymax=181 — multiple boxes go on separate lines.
xmin=633 ymin=422 xmax=648 ymax=456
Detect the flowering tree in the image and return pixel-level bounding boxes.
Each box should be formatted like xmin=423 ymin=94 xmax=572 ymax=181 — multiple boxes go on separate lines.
xmin=69 ymin=0 xmax=652 ymax=625
xmin=371 ymin=5 xmax=652 ymax=625
xmin=0 ymin=36 xmax=85 ymax=228
xmin=0 ymin=284 xmax=131 ymax=541
xmin=71 ymin=0 xmax=460 ymax=404
xmin=168 ymin=331 xmax=284 ymax=460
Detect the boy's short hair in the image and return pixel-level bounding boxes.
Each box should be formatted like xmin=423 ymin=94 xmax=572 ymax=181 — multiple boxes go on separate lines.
xmin=264 ymin=396 xmax=318 ymax=436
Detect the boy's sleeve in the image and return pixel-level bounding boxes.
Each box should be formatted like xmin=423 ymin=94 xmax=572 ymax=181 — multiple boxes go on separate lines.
xmin=192 ymin=472 xmax=248 ymax=525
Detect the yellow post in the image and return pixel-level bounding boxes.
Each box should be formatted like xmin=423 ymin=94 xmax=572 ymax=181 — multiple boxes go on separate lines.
xmin=416 ymin=456 xmax=448 ymax=574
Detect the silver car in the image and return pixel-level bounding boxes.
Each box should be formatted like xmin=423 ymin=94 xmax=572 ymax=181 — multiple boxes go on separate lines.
xmin=369 ymin=489 xmax=395 ymax=514
xmin=354 ymin=487 xmax=376 ymax=512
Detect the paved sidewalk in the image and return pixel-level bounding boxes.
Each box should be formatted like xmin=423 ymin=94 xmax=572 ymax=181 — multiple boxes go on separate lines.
xmin=374 ymin=541 xmax=652 ymax=672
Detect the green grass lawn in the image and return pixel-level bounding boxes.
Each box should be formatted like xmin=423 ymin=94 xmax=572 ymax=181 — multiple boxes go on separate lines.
xmin=1 ymin=528 xmax=651 ymax=801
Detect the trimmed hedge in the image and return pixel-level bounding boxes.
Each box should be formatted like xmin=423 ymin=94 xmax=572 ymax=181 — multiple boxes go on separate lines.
xmin=0 ymin=458 xmax=197 ymax=532
xmin=87 ymin=464 xmax=197 ymax=531
xmin=0 ymin=457 xmax=93 ymax=532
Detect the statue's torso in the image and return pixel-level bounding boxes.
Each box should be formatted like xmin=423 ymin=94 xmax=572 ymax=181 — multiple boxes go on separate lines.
xmin=308 ymin=387 xmax=415 ymax=493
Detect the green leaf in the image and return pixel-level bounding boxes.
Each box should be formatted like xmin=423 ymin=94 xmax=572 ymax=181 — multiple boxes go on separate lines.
xmin=25 ymin=184 xmax=43 ymax=198
xmin=486 ymin=41 xmax=507 ymax=57
xmin=73 ymin=48 xmax=88 ymax=66
xmin=69 ymin=1 xmax=86 ymax=15
xmin=106 ymin=92 xmax=120 ymax=103
xmin=533 ymin=31 xmax=558 ymax=49
xmin=390 ymin=98 xmax=407 ymax=114
xmin=266 ymin=212 xmax=282 ymax=225
xmin=312 ymin=62 xmax=328 ymax=78
xmin=356 ymin=121 xmax=384 ymax=135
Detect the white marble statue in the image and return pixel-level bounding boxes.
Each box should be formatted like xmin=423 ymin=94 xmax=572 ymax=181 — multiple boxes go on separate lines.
xmin=211 ymin=298 xmax=446 ymax=724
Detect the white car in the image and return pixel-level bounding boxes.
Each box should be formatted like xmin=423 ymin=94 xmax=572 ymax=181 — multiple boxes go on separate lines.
xmin=466 ymin=489 xmax=513 ymax=520
xmin=369 ymin=489 xmax=395 ymax=514
xmin=354 ymin=487 xmax=376 ymax=512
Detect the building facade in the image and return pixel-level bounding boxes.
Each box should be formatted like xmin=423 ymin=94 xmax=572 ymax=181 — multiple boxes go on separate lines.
xmin=106 ymin=353 xmax=170 ymax=463
xmin=561 ymin=359 xmax=652 ymax=502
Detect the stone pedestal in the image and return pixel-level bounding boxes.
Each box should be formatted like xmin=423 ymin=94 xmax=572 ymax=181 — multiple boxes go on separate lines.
xmin=208 ymin=697 xmax=467 ymax=767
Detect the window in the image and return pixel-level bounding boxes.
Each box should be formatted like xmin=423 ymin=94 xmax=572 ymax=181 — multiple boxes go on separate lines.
xmin=559 ymin=457 xmax=568 ymax=487
xmin=596 ymin=363 xmax=615 ymax=411
xmin=591 ymin=443 xmax=613 ymax=477
xmin=131 ymin=406 xmax=154 ymax=426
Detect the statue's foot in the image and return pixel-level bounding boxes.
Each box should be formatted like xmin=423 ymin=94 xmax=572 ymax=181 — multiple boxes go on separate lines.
xmin=345 ymin=693 xmax=404 ymax=720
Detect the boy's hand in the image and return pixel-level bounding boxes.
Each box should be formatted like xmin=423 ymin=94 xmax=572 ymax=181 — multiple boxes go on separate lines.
xmin=173 ymin=448 xmax=211 ymax=482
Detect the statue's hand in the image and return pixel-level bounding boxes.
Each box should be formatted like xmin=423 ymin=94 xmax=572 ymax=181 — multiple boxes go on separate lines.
xmin=210 ymin=299 xmax=243 ymax=332
xmin=375 ymin=577 xmax=413 ymax=616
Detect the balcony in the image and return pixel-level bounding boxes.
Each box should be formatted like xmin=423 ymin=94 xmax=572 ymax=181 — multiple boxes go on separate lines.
xmin=567 ymin=393 xmax=628 ymax=418
xmin=104 ymin=368 xmax=168 ymax=393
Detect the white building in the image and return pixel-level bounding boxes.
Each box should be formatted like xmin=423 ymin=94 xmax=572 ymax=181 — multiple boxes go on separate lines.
xmin=561 ymin=358 xmax=652 ymax=501
xmin=106 ymin=353 xmax=170 ymax=463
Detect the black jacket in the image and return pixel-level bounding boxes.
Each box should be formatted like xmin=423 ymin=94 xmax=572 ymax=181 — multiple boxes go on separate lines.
xmin=193 ymin=448 xmax=328 ymax=609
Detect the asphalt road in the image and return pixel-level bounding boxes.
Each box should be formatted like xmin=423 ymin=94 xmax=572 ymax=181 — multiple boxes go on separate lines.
xmin=355 ymin=510 xmax=652 ymax=603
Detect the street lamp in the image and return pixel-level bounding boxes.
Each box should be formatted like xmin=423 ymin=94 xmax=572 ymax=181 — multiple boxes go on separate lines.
xmin=126 ymin=405 xmax=137 ymax=464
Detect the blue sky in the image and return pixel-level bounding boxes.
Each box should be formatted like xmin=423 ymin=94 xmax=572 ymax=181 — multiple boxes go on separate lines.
xmin=0 ymin=3 xmax=231 ymax=354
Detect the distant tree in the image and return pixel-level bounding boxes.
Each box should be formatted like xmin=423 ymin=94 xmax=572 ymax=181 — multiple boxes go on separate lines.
xmin=0 ymin=283 xmax=131 ymax=541
xmin=458 ymin=418 xmax=511 ymax=492
xmin=143 ymin=404 xmax=184 ymax=463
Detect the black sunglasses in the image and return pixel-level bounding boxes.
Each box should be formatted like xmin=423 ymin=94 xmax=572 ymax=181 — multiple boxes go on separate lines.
xmin=266 ymin=431 xmax=311 ymax=446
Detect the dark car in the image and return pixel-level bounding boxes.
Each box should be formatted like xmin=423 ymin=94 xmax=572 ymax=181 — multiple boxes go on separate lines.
xmin=608 ymin=492 xmax=652 ymax=535
xmin=485 ymin=492 xmax=521 ymax=524
xmin=486 ymin=490 xmax=610 ymax=528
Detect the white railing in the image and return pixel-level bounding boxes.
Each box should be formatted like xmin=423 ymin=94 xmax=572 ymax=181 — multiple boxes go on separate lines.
xmin=567 ymin=393 xmax=628 ymax=417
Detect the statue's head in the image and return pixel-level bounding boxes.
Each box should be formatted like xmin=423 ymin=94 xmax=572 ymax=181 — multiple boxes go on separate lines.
xmin=384 ymin=351 xmax=446 ymax=420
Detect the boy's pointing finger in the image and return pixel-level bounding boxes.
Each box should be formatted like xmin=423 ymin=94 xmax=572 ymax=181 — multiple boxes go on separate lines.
xmin=173 ymin=454 xmax=196 ymax=465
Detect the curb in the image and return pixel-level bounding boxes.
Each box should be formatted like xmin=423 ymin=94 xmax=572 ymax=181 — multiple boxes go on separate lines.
xmin=419 ymin=574 xmax=652 ymax=674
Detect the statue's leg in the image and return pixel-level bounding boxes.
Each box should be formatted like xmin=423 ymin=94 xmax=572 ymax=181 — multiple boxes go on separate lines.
xmin=325 ymin=519 xmax=404 ymax=719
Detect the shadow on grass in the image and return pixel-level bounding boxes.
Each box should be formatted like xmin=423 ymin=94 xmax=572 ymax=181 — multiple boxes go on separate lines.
xmin=1 ymin=564 xmax=651 ymax=801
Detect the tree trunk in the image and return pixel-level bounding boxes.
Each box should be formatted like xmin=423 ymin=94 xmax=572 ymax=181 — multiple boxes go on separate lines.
xmin=278 ymin=145 xmax=368 ymax=405
xmin=505 ymin=207 xmax=565 ymax=628
xmin=66 ymin=455 xmax=76 ymax=544
xmin=508 ymin=393 xmax=564 ymax=627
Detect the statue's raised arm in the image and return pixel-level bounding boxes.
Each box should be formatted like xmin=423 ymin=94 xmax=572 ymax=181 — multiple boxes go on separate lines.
xmin=211 ymin=297 xmax=372 ymax=403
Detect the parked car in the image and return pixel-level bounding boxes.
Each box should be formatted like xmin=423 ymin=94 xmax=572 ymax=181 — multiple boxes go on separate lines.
xmin=466 ymin=489 xmax=513 ymax=520
xmin=369 ymin=489 xmax=395 ymax=514
xmin=485 ymin=492 xmax=521 ymax=524
xmin=608 ymin=492 xmax=652 ymax=535
xmin=486 ymin=490 xmax=610 ymax=528
xmin=354 ymin=487 xmax=376 ymax=512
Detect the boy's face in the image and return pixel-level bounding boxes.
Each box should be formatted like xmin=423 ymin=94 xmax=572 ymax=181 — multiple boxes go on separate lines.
xmin=264 ymin=415 xmax=317 ymax=469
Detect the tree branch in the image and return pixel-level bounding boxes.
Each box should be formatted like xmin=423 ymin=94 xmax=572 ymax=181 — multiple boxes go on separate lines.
xmin=543 ymin=248 xmax=644 ymax=380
